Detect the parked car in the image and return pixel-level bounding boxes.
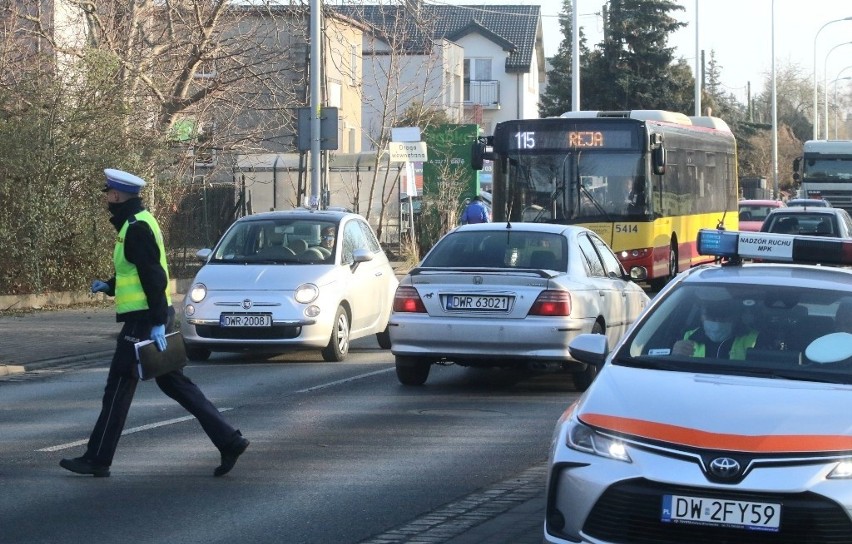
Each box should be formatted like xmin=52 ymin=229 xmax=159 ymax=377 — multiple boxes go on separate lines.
xmin=180 ymin=209 xmax=398 ymax=362
xmin=786 ymin=197 xmax=832 ymax=208
xmin=737 ymin=199 xmax=785 ymax=232
xmin=389 ymin=223 xmax=650 ymax=390
xmin=545 ymin=229 xmax=852 ymax=544
xmin=760 ymin=206 xmax=852 ymax=238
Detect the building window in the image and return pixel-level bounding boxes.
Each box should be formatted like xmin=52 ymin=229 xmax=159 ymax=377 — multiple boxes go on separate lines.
xmin=463 ymin=58 xmax=492 ymax=101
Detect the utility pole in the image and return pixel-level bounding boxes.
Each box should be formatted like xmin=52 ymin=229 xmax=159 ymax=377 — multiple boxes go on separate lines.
xmin=309 ymin=0 xmax=322 ymax=208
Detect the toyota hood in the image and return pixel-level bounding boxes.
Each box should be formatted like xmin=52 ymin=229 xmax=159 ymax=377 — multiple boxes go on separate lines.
xmin=576 ymin=364 xmax=852 ymax=453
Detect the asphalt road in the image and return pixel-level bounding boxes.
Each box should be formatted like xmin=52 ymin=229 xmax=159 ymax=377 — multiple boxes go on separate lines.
xmin=1 ymin=335 xmax=578 ymax=544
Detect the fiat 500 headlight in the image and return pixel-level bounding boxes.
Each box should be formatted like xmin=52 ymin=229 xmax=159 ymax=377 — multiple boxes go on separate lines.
xmin=189 ymin=283 xmax=207 ymax=303
xmin=295 ymin=283 xmax=319 ymax=304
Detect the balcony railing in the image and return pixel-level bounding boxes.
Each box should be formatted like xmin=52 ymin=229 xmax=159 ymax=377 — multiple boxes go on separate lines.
xmin=464 ymin=80 xmax=500 ymax=109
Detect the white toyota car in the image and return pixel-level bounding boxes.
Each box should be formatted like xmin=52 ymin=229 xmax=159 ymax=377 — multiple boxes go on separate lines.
xmin=545 ymin=229 xmax=852 ymax=543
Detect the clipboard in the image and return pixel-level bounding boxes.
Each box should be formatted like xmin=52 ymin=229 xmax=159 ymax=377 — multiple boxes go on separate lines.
xmin=133 ymin=332 xmax=188 ymax=380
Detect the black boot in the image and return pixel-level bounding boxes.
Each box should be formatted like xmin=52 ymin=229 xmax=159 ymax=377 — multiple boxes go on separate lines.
xmin=214 ymin=434 xmax=250 ymax=477
xmin=60 ymin=457 xmax=110 ymax=477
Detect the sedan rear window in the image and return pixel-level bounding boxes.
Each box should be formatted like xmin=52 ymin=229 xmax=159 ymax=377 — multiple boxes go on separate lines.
xmin=421 ymin=231 xmax=567 ymax=270
xmin=763 ymin=214 xmax=835 ymax=236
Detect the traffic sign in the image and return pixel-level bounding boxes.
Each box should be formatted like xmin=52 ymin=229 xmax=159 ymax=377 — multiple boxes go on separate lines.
xmin=388 ymin=141 xmax=428 ymax=163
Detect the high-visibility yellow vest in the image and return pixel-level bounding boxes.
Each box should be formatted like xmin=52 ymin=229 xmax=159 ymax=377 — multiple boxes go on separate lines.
xmin=683 ymin=328 xmax=758 ymax=360
xmin=114 ymin=210 xmax=172 ymax=314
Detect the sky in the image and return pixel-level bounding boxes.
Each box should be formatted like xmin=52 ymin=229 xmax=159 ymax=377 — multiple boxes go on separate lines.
xmin=451 ymin=0 xmax=852 ymax=106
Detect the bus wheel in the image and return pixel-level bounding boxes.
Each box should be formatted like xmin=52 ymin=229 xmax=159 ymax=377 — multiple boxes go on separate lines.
xmin=651 ymin=242 xmax=678 ymax=291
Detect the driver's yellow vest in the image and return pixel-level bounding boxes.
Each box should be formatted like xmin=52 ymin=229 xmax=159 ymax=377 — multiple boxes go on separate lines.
xmin=114 ymin=210 xmax=172 ymax=314
xmin=684 ymin=328 xmax=758 ymax=360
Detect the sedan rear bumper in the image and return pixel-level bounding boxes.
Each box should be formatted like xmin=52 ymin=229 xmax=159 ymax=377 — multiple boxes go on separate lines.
xmin=389 ymin=315 xmax=592 ymax=361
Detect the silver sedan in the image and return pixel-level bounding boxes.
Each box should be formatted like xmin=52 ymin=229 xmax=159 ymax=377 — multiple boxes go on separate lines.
xmin=389 ymin=223 xmax=649 ymax=389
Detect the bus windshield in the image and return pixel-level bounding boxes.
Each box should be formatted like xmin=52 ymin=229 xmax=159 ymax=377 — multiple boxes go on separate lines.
xmin=504 ymin=151 xmax=648 ymax=223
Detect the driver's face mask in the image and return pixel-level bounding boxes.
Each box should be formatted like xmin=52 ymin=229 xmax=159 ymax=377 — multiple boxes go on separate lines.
xmin=703 ymin=319 xmax=734 ymax=343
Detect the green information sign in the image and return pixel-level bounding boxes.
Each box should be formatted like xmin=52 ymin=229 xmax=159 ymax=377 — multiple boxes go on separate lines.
xmin=421 ymin=124 xmax=480 ymax=200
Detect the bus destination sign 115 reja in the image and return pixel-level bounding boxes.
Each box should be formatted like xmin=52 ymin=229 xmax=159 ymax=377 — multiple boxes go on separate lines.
xmin=509 ymin=127 xmax=636 ymax=151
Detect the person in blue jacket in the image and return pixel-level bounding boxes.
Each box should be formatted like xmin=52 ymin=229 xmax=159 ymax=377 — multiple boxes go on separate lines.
xmin=460 ymin=195 xmax=490 ymax=225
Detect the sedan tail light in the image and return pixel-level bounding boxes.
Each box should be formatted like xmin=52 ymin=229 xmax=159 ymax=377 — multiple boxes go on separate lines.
xmin=393 ymin=286 xmax=426 ymax=313
xmin=529 ymin=290 xmax=571 ymax=316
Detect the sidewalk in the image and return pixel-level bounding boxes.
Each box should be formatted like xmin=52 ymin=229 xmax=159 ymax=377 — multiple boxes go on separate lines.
xmin=0 ymin=302 xmax=118 ymax=375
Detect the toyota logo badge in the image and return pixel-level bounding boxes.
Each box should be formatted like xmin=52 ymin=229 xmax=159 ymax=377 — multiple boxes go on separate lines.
xmin=709 ymin=457 xmax=741 ymax=479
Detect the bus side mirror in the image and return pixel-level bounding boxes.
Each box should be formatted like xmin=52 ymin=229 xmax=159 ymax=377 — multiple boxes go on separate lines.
xmin=652 ymin=146 xmax=666 ymax=176
xmin=471 ymin=141 xmax=485 ymax=170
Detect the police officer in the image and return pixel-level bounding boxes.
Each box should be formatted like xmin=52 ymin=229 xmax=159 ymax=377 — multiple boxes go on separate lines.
xmin=60 ymin=169 xmax=249 ymax=477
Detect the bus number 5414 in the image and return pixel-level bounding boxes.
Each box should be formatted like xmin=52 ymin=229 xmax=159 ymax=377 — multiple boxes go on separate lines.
xmin=615 ymin=224 xmax=638 ymax=233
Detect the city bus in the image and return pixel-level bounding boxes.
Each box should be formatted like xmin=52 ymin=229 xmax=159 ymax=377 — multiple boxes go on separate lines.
xmin=471 ymin=110 xmax=738 ymax=289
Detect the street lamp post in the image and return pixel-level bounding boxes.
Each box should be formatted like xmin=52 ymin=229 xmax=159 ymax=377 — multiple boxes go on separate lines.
xmin=833 ymin=75 xmax=852 ymax=139
xmin=813 ymin=16 xmax=852 ymax=139
xmin=824 ymin=41 xmax=852 ymax=140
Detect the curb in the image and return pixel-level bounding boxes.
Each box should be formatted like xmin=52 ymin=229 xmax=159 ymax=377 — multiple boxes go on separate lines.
xmin=15 ymin=351 xmax=115 ymax=373
xmin=0 ymin=364 xmax=25 ymax=377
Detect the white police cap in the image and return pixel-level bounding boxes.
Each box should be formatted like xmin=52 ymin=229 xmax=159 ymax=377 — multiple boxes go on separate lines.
xmin=103 ymin=169 xmax=146 ymax=194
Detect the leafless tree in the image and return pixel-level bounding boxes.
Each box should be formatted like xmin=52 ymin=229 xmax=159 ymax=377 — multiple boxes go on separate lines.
xmin=327 ymin=0 xmax=462 ymax=256
xmin=7 ymin=0 xmax=311 ymax=181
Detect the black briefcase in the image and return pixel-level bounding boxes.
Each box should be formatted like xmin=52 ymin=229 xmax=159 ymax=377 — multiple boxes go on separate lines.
xmin=133 ymin=332 xmax=188 ymax=380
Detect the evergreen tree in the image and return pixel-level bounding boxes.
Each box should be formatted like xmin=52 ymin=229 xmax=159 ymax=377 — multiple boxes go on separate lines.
xmin=583 ymin=0 xmax=691 ymax=112
xmin=539 ymin=0 xmax=589 ymax=117
xmin=702 ymin=50 xmax=744 ymax=123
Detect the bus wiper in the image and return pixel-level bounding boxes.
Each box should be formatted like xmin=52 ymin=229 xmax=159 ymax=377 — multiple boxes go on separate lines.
xmin=575 ymin=152 xmax=612 ymax=222
xmin=532 ymin=186 xmax=562 ymax=222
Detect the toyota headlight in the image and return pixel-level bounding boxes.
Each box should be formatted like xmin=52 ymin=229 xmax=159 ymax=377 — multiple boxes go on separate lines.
xmin=566 ymin=419 xmax=632 ymax=462
xmin=828 ymin=459 xmax=852 ymax=479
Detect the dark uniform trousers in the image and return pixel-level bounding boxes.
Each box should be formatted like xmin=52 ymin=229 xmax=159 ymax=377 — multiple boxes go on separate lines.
xmin=85 ymin=313 xmax=241 ymax=466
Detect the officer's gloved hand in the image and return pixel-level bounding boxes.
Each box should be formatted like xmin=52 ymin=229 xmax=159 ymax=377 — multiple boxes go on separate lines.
xmin=151 ymin=324 xmax=167 ymax=352
xmin=91 ymin=280 xmax=109 ymax=294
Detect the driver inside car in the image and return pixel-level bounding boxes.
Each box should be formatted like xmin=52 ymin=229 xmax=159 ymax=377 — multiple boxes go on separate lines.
xmin=672 ymin=299 xmax=759 ymax=360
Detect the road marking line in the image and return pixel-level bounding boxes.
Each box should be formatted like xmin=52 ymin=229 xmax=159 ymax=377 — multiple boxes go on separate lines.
xmin=40 ymin=367 xmax=392 ymax=452
xmin=37 ymin=408 xmax=233 ymax=452
xmin=296 ymin=368 xmax=393 ymax=393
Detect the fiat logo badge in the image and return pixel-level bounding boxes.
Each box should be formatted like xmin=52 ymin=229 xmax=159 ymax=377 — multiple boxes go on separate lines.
xmin=242 ymin=299 xmax=253 ymax=310
xmin=473 ymin=276 xmax=483 ymax=285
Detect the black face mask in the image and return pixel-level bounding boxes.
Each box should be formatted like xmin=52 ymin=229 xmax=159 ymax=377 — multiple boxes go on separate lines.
xmin=108 ymin=202 xmax=123 ymax=216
